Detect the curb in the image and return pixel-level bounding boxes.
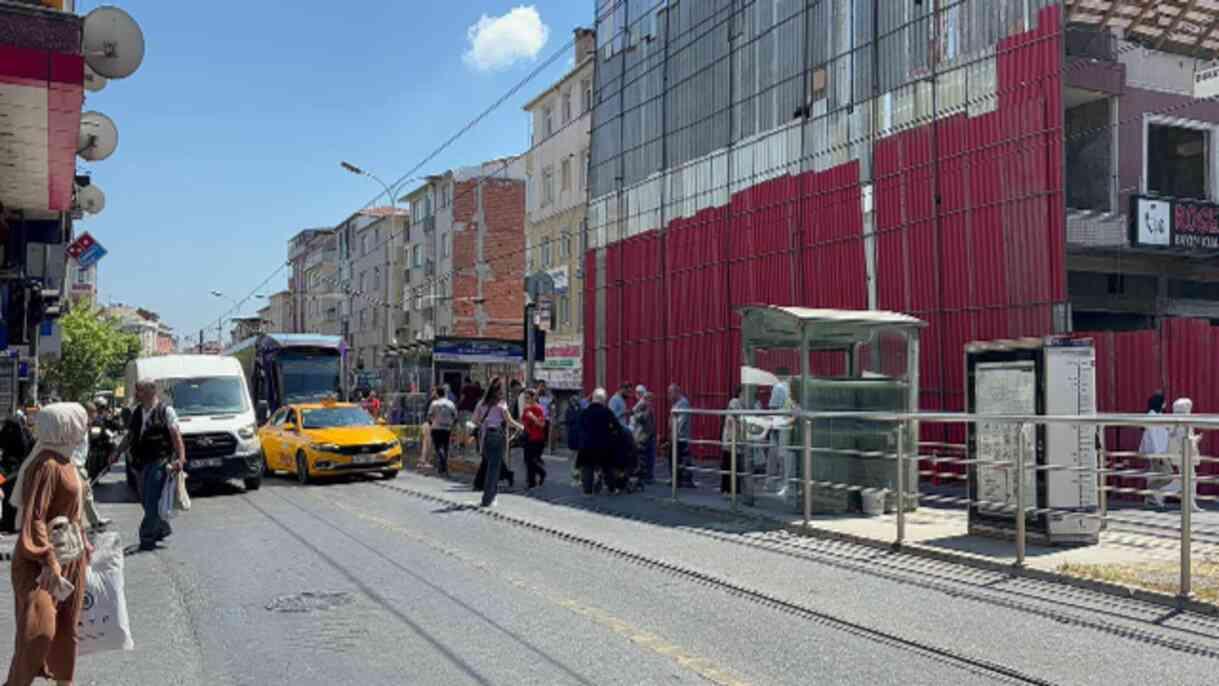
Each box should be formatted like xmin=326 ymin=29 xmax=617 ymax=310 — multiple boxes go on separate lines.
xmin=641 ymin=492 xmax=1219 ymax=617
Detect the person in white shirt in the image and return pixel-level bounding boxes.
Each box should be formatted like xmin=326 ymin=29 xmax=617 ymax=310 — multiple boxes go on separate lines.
xmin=768 ymin=368 xmax=794 ymax=498
xmin=1140 ymin=392 xmax=1172 ymax=510
xmin=427 ymin=386 xmax=458 ymax=476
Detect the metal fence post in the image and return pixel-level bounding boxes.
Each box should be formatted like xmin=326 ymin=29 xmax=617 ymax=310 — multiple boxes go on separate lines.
xmin=895 ymin=423 xmax=906 ymax=547
xmin=671 ymin=412 xmax=679 ymax=502
xmin=1181 ymin=422 xmax=1194 ymax=600
xmin=802 ymin=416 xmax=812 ymax=533
xmin=1097 ymin=425 xmax=1108 ymax=524
xmin=1015 ymin=421 xmax=1027 ymax=568
xmin=730 ymin=414 xmax=738 ymax=511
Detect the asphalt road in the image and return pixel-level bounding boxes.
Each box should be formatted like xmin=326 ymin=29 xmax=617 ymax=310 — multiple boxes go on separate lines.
xmin=2 ymin=462 xmax=1219 ymax=685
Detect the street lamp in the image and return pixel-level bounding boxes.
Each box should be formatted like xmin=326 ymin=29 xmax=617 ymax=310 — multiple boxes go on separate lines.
xmin=340 ymin=161 xmax=412 ymax=392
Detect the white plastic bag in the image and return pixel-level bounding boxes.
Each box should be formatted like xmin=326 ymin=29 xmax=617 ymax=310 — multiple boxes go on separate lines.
xmin=78 ymin=532 xmax=134 ymax=655
xmin=158 ymin=473 xmax=176 ymax=521
xmin=174 ymin=470 xmax=191 ymax=512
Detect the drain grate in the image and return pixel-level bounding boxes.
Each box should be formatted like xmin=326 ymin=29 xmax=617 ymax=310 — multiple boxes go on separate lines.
xmin=266 ymin=591 xmax=355 ymax=613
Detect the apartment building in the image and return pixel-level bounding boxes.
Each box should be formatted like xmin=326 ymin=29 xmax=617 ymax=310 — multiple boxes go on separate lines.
xmin=523 ymin=28 xmax=596 ymax=392
xmin=335 ymin=207 xmax=407 ymax=386
xmin=286 ymin=227 xmax=337 ymax=333
xmin=398 ymin=160 xmax=527 ymax=345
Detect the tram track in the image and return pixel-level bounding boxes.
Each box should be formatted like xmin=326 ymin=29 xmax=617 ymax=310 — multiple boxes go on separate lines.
xmin=370 ymin=479 xmax=1064 ymax=685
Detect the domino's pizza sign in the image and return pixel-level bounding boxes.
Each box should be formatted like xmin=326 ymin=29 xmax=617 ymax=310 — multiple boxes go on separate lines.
xmin=66 ymin=232 xmax=108 ymax=269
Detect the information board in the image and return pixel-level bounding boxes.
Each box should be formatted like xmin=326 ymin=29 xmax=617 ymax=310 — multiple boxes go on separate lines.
xmin=1043 ymin=345 xmax=1101 ymax=537
xmin=974 ymin=361 xmax=1036 ymax=517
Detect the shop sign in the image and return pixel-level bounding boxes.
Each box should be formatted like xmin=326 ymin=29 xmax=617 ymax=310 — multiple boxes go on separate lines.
xmin=1130 ymin=195 xmax=1219 ymax=250
xmin=433 ymin=338 xmax=525 ymax=364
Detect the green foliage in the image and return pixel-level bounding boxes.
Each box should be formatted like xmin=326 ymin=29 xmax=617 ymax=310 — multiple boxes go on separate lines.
xmin=40 ymin=306 xmax=141 ymax=402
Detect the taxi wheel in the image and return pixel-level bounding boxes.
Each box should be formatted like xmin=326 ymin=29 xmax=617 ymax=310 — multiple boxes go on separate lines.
xmin=295 ymin=451 xmax=311 ymax=485
xmin=380 ymin=470 xmax=400 ymax=480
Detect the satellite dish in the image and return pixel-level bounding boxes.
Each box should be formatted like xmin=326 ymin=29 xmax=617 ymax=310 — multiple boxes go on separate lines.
xmin=76 ymin=184 xmax=106 ymax=215
xmin=83 ymin=64 xmax=108 ymax=93
xmin=82 ymin=6 xmax=145 ymax=79
xmin=78 ymin=111 xmax=119 ymax=162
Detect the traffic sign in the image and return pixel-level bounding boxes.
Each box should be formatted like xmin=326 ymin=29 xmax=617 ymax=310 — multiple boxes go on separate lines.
xmin=67 ymin=232 xmax=108 ymax=269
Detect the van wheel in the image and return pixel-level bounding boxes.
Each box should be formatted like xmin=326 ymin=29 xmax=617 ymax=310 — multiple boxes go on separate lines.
xmin=296 ymin=452 xmax=311 ymax=485
xmin=380 ymin=470 xmax=399 ymax=480
xmin=244 ymin=476 xmax=262 ymax=491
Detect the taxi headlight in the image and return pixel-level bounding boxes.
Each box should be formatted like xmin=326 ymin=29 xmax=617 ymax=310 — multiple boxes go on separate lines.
xmin=312 ymin=443 xmax=341 ymax=453
xmin=238 ymin=424 xmax=257 ymax=440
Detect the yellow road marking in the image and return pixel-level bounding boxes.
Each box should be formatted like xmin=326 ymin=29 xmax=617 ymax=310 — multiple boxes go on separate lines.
xmin=307 ymin=491 xmax=752 ymax=686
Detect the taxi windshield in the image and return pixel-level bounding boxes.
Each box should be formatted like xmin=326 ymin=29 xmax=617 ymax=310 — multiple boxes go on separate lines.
xmin=301 ymin=406 xmax=375 ymax=429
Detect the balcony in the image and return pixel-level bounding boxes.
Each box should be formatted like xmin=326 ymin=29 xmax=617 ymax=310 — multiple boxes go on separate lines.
xmin=1066 ymin=24 xmax=1117 ymax=62
xmin=420 ymin=216 xmax=435 ymax=234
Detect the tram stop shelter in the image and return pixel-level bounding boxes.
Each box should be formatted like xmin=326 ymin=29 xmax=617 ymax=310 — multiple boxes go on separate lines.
xmin=739 ymin=306 xmax=926 ymax=515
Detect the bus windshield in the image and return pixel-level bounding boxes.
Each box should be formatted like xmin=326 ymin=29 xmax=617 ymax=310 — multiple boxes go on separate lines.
xmin=278 ymin=351 xmax=342 ymax=403
xmin=163 ymin=377 xmax=248 ymax=417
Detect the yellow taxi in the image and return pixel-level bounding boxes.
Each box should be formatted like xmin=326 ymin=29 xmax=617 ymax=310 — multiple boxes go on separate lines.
xmin=258 ymin=401 xmax=402 ymax=484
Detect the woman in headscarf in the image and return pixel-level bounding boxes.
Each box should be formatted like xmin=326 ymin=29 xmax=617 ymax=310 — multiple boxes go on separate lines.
xmin=720 ymin=390 xmax=744 ymax=494
xmin=1169 ymin=397 xmax=1204 ymax=513
xmin=7 ymin=402 xmax=91 ymax=686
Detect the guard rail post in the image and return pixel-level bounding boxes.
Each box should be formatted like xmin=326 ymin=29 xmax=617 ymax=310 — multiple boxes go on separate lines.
xmin=730 ymin=414 xmax=738 ymax=511
xmin=1097 ymin=425 xmax=1108 ymax=524
xmin=671 ymin=412 xmax=679 ymax=502
xmin=1015 ymin=421 xmax=1027 ymax=568
xmin=802 ymin=416 xmax=812 ymax=533
xmin=1181 ymin=422 xmax=1194 ymax=601
xmin=895 ymin=423 xmax=906 ymax=548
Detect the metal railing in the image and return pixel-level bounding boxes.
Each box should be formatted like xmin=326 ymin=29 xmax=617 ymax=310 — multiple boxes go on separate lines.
xmin=668 ymin=407 xmax=1219 ymax=601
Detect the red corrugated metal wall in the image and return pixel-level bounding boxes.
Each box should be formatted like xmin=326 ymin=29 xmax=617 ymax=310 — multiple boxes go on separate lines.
xmin=586 ymin=6 xmax=1067 ymax=470
xmin=1082 ymin=322 xmax=1219 ymax=499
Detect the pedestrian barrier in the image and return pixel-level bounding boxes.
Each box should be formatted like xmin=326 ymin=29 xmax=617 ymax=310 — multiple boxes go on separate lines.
xmin=669 ymin=407 xmax=1219 ymax=602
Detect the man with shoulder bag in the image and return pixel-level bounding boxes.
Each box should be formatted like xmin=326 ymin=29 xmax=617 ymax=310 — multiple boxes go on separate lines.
xmin=110 ymin=381 xmax=186 ymax=551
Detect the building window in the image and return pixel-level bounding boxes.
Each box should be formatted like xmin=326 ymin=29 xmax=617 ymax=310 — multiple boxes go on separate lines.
xmin=581 ymin=79 xmax=592 ymax=113
xmin=1148 ymin=123 xmax=1209 ymax=200
xmin=561 ymin=230 xmax=572 ymax=259
xmin=543 ymin=167 xmax=555 ymax=206
xmin=412 ymin=245 xmax=422 ymax=268
xmin=373 ymin=267 xmax=381 ymax=292
xmin=561 ymin=159 xmax=572 ymax=192
xmin=441 ymin=232 xmax=450 ymax=258
xmin=541 ymin=239 xmax=552 ymax=268
xmin=562 ymin=91 xmax=572 ymax=124
xmin=582 ymin=149 xmax=590 ymax=190
xmin=559 ymin=294 xmax=570 ymax=324
xmin=543 ymin=104 xmax=554 ymax=138
xmin=372 ymin=306 xmax=379 ymax=328
xmin=359 ymin=272 xmax=366 ymax=293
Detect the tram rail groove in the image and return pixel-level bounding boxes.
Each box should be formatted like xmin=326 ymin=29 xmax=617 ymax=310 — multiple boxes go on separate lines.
xmin=372 ymin=480 xmax=1062 ymax=685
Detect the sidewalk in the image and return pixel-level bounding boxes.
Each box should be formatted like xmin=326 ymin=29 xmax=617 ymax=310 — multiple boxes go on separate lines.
xmin=418 ymin=449 xmax=1219 ymax=610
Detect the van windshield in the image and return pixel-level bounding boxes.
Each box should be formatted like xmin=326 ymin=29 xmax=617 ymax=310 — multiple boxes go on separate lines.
xmin=162 ymin=377 xmax=248 ymax=417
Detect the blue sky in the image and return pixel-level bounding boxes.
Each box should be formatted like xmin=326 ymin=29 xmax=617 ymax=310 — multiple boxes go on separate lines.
xmin=73 ymin=0 xmax=591 ymax=341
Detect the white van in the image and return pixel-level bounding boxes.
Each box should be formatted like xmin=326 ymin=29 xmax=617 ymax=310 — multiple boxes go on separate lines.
xmin=124 ymin=355 xmax=263 ymax=492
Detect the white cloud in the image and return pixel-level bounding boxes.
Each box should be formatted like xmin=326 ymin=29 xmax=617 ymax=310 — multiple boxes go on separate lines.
xmin=463 ymin=6 xmax=550 ymax=72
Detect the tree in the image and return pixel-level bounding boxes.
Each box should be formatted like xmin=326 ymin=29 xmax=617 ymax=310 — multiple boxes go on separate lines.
xmin=40 ymin=306 xmax=141 ymax=402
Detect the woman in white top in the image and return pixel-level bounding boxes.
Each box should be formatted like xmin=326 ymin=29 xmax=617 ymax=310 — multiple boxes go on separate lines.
xmin=1140 ymin=392 xmax=1173 ymax=510
xmin=472 ymin=377 xmax=522 ymax=507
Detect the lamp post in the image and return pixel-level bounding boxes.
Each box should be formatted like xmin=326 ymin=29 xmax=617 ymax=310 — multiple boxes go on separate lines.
xmin=341 ymin=162 xmax=416 ymax=395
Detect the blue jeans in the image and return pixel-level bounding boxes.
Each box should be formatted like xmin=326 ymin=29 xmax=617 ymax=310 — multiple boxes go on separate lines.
xmin=480 ymin=429 xmax=506 ymax=507
xmin=640 ymin=437 xmax=657 ymax=482
xmin=139 ymin=462 xmax=171 ymax=548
